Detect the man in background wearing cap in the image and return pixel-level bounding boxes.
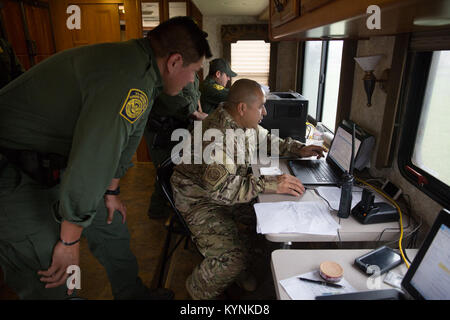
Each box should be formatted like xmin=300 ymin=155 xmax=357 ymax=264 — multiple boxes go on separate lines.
xmin=199 ymin=58 xmax=237 ymax=114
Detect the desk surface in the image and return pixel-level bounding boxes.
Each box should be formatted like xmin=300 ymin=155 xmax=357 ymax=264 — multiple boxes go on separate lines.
xmin=253 ymin=159 xmax=408 ymax=242
xmin=271 ymin=249 xmax=418 ymax=300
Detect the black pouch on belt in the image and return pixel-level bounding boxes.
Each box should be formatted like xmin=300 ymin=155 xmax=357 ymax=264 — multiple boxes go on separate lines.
xmin=0 ymin=153 xmax=8 ymax=173
xmin=1 ymin=148 xmax=67 ymax=187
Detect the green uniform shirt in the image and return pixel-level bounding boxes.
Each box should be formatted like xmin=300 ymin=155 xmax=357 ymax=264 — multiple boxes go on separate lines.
xmin=150 ymin=73 xmax=200 ymax=122
xmin=0 ymin=38 xmax=163 ymax=228
xmin=199 ymin=75 xmax=229 ymax=114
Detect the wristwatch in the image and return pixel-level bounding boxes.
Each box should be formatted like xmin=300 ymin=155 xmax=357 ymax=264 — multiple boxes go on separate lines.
xmin=104 ymin=186 xmax=120 ymax=196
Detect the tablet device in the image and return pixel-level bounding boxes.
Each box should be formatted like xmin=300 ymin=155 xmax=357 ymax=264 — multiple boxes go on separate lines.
xmin=354 ymin=246 xmax=402 ymax=275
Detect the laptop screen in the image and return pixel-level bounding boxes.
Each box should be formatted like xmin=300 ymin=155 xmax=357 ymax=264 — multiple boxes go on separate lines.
xmin=402 ymin=208 xmax=450 ymax=300
xmin=328 ymin=126 xmax=362 ymax=172
xmin=409 ymin=224 xmax=450 ymax=299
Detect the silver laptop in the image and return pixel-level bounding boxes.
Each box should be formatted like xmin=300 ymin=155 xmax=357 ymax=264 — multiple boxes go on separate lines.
xmin=288 ymin=124 xmax=362 ymax=185
xmin=316 ymin=208 xmax=450 ymax=300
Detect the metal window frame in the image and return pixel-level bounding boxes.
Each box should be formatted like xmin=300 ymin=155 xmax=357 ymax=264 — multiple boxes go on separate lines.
xmin=301 ymin=40 xmax=340 ymax=131
xmin=398 ymin=51 xmax=450 ymax=208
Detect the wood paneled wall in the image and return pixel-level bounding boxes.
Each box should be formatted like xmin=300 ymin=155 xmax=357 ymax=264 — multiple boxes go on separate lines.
xmin=0 ymin=0 xmax=55 ymax=69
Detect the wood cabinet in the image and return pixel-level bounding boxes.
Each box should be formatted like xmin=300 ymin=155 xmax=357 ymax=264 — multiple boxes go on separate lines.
xmin=0 ymin=0 xmax=55 ymax=70
xmin=269 ymin=0 xmax=450 ymax=41
xmin=49 ymin=0 xmax=143 ymax=52
xmin=270 ymin=0 xmax=300 ymax=28
xmin=301 ymin=0 xmax=334 ymax=14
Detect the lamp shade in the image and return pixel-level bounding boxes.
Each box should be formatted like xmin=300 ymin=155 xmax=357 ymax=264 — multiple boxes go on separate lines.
xmin=354 ymin=55 xmax=383 ymax=72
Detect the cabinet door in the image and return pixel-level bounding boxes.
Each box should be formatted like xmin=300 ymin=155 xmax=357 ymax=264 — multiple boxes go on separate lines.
xmin=271 ymin=0 xmax=300 ymax=28
xmin=1 ymin=0 xmax=30 ymax=69
xmin=24 ymin=3 xmax=56 ymax=65
xmin=1 ymin=0 xmax=55 ymax=69
xmin=71 ymin=4 xmax=121 ymax=47
xmin=301 ymin=0 xmax=334 ymax=14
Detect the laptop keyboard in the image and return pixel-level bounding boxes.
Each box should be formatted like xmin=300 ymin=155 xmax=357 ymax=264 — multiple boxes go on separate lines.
xmin=303 ymin=161 xmax=337 ymax=182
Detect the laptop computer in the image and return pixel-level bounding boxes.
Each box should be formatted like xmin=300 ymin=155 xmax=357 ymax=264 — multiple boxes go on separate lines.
xmin=316 ymin=208 xmax=450 ymax=300
xmin=288 ymin=123 xmax=363 ymax=185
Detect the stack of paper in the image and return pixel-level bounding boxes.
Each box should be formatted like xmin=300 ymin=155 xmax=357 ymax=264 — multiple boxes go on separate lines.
xmin=253 ymin=201 xmax=340 ymax=235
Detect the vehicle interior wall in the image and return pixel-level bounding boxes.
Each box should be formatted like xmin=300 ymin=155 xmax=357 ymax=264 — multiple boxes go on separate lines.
xmin=349 ymin=35 xmax=442 ymax=235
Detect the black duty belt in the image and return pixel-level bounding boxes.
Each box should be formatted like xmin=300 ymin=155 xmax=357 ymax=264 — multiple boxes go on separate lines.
xmin=0 ymin=146 xmax=67 ymax=187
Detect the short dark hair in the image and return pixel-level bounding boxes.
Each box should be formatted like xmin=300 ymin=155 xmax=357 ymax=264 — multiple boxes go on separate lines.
xmin=148 ymin=16 xmax=212 ymax=66
xmin=227 ymin=79 xmax=263 ymax=106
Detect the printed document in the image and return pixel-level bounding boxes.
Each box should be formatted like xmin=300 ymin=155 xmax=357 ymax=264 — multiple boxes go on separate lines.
xmin=254 ymin=201 xmax=340 ymax=235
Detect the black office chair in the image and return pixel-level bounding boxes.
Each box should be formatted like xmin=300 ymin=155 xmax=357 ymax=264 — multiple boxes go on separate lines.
xmin=156 ymin=157 xmax=194 ymax=288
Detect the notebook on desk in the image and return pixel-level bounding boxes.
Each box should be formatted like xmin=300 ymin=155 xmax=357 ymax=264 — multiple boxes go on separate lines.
xmin=316 ymin=208 xmax=450 ymax=300
xmin=288 ymin=124 xmax=363 ymax=186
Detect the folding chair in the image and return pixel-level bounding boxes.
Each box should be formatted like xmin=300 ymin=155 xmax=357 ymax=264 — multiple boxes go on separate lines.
xmin=156 ymin=157 xmax=193 ymax=288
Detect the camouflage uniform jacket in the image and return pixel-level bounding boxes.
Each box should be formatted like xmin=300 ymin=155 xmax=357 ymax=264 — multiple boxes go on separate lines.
xmin=170 ymin=105 xmax=305 ymax=213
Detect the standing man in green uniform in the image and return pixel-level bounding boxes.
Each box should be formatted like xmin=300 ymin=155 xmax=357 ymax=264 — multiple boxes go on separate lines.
xmin=0 ymin=16 xmax=211 ymax=300
xmin=144 ymin=73 xmax=207 ymax=219
xmin=171 ymin=79 xmax=326 ymax=299
xmin=199 ymin=58 xmax=237 ymax=114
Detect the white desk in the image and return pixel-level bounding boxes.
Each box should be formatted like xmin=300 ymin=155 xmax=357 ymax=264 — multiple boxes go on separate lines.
xmin=271 ymin=249 xmax=418 ymax=300
xmin=253 ymin=159 xmax=409 ymax=244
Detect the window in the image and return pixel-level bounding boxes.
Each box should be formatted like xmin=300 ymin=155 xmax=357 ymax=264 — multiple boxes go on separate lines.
xmin=231 ymin=40 xmax=271 ymax=87
xmin=398 ymin=50 xmax=450 ymax=208
xmin=301 ymin=40 xmax=343 ymax=132
xmin=169 ymin=2 xmax=187 ymax=18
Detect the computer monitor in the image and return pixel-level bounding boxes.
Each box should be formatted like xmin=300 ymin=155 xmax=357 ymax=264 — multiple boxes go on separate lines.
xmin=260 ymin=92 xmax=308 ymax=143
xmin=402 ymin=208 xmax=450 ymax=300
xmin=328 ymin=120 xmax=375 ymax=171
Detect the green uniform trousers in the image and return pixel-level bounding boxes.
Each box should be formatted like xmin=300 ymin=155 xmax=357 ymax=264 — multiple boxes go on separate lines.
xmin=0 ymin=163 xmax=146 ymax=299
xmin=183 ymin=201 xmax=262 ymax=300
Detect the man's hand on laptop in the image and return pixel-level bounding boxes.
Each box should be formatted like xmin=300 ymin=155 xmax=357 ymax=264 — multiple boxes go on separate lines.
xmin=276 ymin=174 xmax=305 ymax=196
xmin=299 ymin=145 xmax=327 ymax=159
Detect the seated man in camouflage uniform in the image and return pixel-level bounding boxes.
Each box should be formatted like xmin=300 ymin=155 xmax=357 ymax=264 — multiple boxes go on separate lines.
xmin=144 ymin=73 xmax=207 ymax=219
xmin=170 ymin=79 xmax=326 ymax=300
xmin=199 ymin=58 xmax=237 ymax=114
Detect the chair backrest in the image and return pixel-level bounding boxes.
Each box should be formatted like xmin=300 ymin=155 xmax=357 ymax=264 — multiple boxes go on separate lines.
xmin=156 ymin=157 xmax=191 ymax=235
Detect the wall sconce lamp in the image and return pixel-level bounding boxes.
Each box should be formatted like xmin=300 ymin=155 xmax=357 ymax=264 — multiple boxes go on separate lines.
xmin=354 ymin=55 xmax=389 ymax=107
xmin=274 ymin=0 xmax=287 ymax=13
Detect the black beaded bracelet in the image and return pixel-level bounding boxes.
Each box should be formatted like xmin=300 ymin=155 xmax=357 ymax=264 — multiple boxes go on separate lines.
xmin=105 ymin=186 xmax=120 ymax=196
xmin=60 ymin=238 xmax=80 ymax=246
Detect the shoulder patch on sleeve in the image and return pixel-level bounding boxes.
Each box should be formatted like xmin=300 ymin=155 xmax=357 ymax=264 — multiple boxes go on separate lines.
xmin=119 ymin=89 xmax=149 ymax=124
xmin=202 ymin=164 xmax=228 ymax=189
xmin=213 ymin=84 xmax=225 ymax=91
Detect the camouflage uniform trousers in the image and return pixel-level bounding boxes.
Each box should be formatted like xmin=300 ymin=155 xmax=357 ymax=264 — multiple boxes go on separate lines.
xmin=183 ymin=200 xmax=265 ymax=300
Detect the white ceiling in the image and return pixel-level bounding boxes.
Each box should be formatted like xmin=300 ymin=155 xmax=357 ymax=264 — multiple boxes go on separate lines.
xmin=191 ymin=0 xmax=269 ymax=16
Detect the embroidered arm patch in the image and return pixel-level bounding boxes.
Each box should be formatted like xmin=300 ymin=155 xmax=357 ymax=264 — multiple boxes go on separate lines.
xmin=119 ymin=89 xmax=149 ymax=124
xmin=202 ymin=164 xmax=228 ymax=189
xmin=213 ymin=84 xmax=225 ymax=91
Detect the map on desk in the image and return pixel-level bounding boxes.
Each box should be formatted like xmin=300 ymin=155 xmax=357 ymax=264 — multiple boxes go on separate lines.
xmin=254 ymin=201 xmax=340 ymax=235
